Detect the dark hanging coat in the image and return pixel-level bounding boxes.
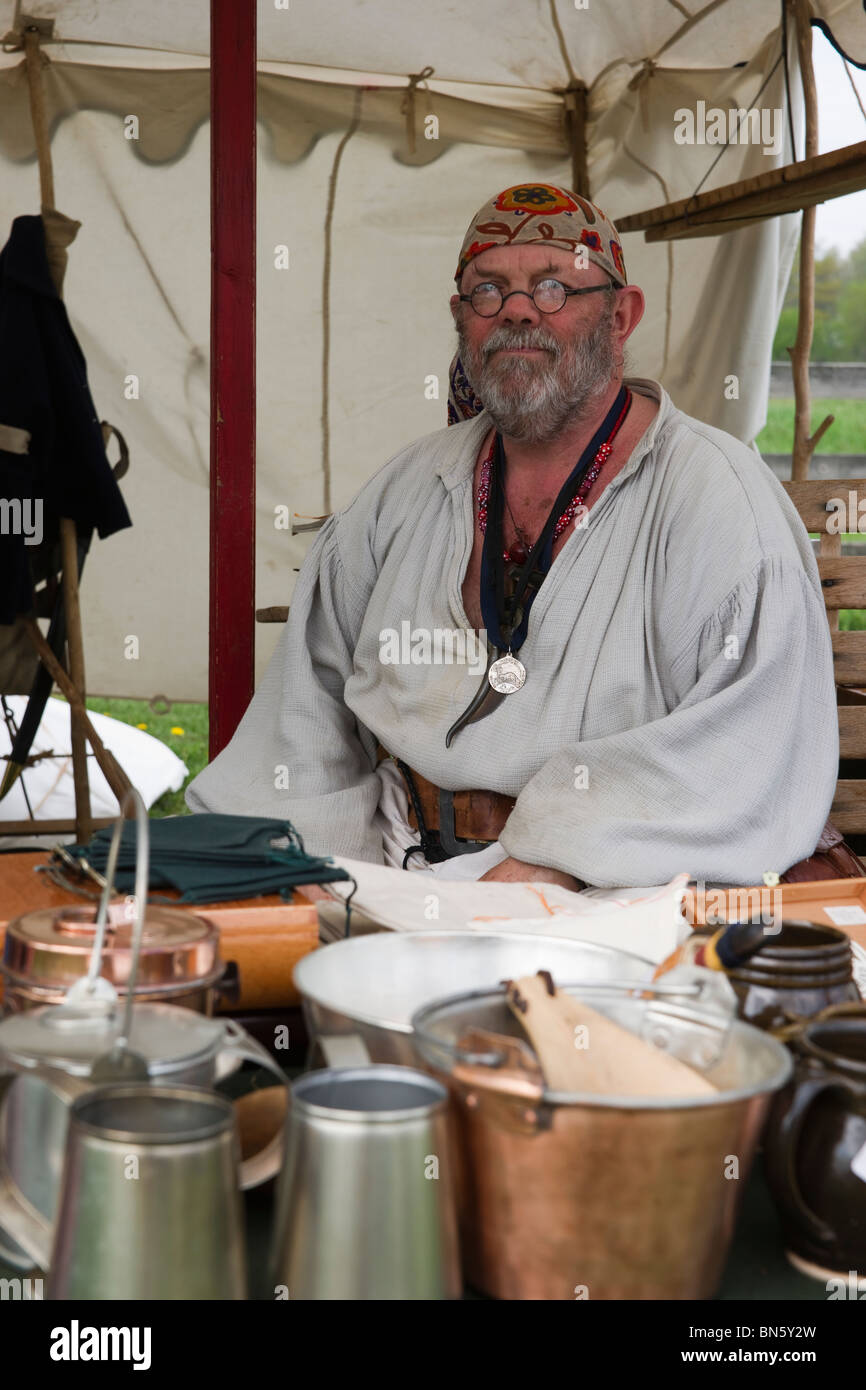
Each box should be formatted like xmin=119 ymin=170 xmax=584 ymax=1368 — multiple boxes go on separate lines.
xmin=0 ymin=214 xmax=131 ymax=625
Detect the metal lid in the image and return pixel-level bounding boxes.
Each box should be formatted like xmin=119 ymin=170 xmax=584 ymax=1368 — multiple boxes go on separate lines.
xmin=0 ymin=1000 xmax=227 ymax=1076
xmin=1 ymin=904 xmax=223 ymax=994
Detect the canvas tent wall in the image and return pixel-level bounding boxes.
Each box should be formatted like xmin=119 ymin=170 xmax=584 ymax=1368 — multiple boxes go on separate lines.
xmin=0 ymin=0 xmax=864 ymax=702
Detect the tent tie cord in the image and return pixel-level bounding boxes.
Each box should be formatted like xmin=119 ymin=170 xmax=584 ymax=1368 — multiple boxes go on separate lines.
xmin=688 ymin=45 xmax=785 ymax=206
xmin=627 ymin=59 xmax=658 ymax=132
xmin=2 ymin=13 xmax=55 ymax=54
xmin=400 ymin=65 xmax=435 ymax=157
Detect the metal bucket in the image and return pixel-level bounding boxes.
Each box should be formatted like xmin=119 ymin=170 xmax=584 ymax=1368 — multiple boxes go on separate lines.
xmin=412 ymin=981 xmax=792 ymax=1300
xmin=294 ymin=931 xmax=653 ymax=1068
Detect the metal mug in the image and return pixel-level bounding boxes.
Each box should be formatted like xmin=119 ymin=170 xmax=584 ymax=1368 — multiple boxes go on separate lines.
xmin=0 ymin=1006 xmax=286 ymax=1271
xmin=47 ymin=1084 xmax=247 ymax=1300
xmin=271 ymin=1065 xmax=461 ymax=1300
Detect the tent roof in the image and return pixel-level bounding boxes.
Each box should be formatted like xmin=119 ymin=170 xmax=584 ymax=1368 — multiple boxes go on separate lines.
xmin=2 ymin=0 xmax=864 ymax=85
xmin=1 ymin=1 xmax=863 ymax=172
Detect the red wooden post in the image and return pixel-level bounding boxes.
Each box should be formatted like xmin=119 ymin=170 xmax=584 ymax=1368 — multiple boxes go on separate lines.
xmin=209 ymin=0 xmax=256 ymax=758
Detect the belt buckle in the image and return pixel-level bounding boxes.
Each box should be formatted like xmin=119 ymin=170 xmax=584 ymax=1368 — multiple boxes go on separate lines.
xmin=437 ymin=788 xmax=491 ymax=858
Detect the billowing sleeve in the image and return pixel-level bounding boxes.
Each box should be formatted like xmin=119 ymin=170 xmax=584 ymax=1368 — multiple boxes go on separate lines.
xmin=185 ymin=515 xmax=385 ymax=862
xmin=498 ymin=554 xmax=839 ymax=888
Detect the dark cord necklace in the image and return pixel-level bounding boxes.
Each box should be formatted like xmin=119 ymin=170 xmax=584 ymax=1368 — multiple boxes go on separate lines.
xmin=445 ymin=386 xmax=632 ymax=746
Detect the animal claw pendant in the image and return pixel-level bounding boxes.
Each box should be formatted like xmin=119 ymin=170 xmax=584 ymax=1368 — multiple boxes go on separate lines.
xmin=445 ymin=648 xmax=505 ymax=747
xmin=487 ymin=652 xmax=526 ymax=694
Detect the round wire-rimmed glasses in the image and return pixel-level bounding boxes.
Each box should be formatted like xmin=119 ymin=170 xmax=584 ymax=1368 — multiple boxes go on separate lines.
xmin=458 ymin=277 xmax=616 ymax=317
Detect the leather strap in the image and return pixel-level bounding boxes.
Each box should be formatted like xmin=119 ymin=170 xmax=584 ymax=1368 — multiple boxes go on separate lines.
xmin=378 ymin=748 xmax=514 ymax=843
xmin=379 ymin=759 xmax=866 ymax=882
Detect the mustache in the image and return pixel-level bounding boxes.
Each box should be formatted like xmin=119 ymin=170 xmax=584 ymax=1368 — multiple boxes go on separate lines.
xmin=480 ymin=326 xmax=561 ymax=360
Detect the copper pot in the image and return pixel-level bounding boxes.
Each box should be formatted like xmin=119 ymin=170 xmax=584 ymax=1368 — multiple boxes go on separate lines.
xmin=1 ymin=903 xmax=227 ymax=1015
xmin=412 ymin=982 xmax=792 ymax=1300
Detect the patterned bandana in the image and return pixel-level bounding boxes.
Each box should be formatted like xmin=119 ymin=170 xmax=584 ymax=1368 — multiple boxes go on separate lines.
xmin=448 ymin=182 xmax=627 ymax=426
xmin=453 ymin=182 xmax=627 ymax=290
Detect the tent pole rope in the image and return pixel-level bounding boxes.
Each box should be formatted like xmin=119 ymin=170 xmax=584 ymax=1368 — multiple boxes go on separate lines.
xmin=22 ymin=23 xmax=95 ymax=842
xmin=840 ymin=52 xmax=866 ymax=128
xmin=788 ymin=0 xmax=830 ymax=485
xmin=401 ymin=66 xmax=434 ymax=157
xmin=321 ymin=86 xmax=364 ymax=514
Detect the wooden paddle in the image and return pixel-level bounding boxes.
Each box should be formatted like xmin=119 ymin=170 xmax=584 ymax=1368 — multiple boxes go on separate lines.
xmin=505 ymin=972 xmax=717 ymax=1098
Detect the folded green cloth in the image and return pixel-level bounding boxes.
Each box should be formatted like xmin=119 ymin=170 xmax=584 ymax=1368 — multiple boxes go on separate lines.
xmin=68 ymin=813 xmax=352 ymax=904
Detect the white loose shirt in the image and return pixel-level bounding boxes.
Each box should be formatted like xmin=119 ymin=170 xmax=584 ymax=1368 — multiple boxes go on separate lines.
xmin=187 ymin=379 xmax=838 ymax=888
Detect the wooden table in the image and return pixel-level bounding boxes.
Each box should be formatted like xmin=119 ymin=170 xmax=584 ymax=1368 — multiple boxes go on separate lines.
xmin=0 ymin=852 xmax=835 ymax=1303
xmin=683 ymin=877 xmax=866 ymax=951
xmin=0 ymin=848 xmax=320 ymax=1012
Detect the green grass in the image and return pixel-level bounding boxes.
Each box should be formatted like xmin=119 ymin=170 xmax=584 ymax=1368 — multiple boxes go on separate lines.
xmin=756 ymin=399 xmax=866 ymax=455
xmin=84 ymin=698 xmax=208 ymax=817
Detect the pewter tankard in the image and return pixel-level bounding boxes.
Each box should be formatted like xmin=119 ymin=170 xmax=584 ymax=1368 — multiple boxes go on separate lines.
xmin=47 ymin=1084 xmax=247 ymax=1300
xmin=271 ymin=1065 xmax=461 ymax=1300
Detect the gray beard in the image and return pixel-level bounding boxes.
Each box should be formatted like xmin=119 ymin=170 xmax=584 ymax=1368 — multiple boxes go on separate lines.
xmin=456 ymin=300 xmax=618 ymax=445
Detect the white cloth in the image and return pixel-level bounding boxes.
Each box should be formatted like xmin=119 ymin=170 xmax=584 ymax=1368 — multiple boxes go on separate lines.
xmin=323 ymin=855 xmax=692 ymax=965
xmin=0 ymin=696 xmax=187 ymax=843
xmin=187 ymin=378 xmax=838 ymax=888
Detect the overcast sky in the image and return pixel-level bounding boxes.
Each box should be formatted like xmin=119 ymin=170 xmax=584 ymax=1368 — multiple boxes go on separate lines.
xmin=814 ymin=30 xmax=866 ymax=256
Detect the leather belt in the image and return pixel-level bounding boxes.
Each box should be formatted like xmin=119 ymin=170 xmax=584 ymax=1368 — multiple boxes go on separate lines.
xmin=377 ymin=747 xmax=515 ymax=855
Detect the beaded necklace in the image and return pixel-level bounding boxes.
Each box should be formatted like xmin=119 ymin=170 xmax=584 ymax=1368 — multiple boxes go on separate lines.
xmin=476 ymin=388 xmax=632 ymax=563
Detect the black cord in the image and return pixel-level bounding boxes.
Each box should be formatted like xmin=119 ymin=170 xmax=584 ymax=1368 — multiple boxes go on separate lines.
xmin=342 ymin=874 xmax=358 ymax=938
xmin=402 ymin=844 xmax=427 ymax=869
xmin=781 ymin=0 xmax=798 ymax=163
xmin=689 ymin=50 xmax=785 ymax=203
xmin=1 ymin=696 xmax=34 ymax=819
xmin=395 ymin=757 xmax=447 ymax=864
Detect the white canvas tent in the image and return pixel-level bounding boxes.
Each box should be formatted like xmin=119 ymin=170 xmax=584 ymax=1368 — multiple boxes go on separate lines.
xmin=1 ymin=0 xmax=864 ymax=702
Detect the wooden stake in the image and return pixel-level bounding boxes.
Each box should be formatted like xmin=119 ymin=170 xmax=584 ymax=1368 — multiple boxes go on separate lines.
xmin=21 ymin=27 xmax=54 ymax=211
xmin=59 ymin=520 xmax=93 ymax=840
xmin=23 ymin=25 xmax=94 ymax=841
xmin=788 ymin=0 xmax=823 ymax=483
xmin=23 ymin=619 xmax=134 ymax=807
xmin=20 ymin=23 xmax=135 ymax=836
xmin=563 ymin=81 xmax=590 ymax=199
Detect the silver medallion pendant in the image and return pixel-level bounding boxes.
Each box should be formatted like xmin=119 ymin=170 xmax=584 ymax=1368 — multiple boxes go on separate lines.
xmin=487 ymin=653 xmax=527 ymax=694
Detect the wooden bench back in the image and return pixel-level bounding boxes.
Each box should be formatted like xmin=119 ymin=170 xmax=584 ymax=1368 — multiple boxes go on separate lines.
xmin=783 ymin=478 xmax=866 ymax=834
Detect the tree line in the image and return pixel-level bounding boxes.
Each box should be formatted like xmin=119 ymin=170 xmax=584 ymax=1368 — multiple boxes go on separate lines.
xmin=773 ymin=237 xmax=866 ymax=362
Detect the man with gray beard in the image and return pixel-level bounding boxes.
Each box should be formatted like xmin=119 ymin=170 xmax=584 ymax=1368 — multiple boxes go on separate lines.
xmin=188 ymin=183 xmax=838 ymax=893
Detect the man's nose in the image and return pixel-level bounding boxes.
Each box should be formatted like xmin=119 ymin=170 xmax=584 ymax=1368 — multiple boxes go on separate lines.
xmin=499 ymin=289 xmax=542 ymax=324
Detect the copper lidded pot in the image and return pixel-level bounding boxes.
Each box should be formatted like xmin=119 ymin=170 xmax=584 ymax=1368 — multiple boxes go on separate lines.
xmin=2 ymin=902 xmax=226 ymax=1015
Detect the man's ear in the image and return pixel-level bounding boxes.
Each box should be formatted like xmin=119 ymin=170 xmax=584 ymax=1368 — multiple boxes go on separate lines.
xmin=449 ymin=293 xmax=461 ymax=323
